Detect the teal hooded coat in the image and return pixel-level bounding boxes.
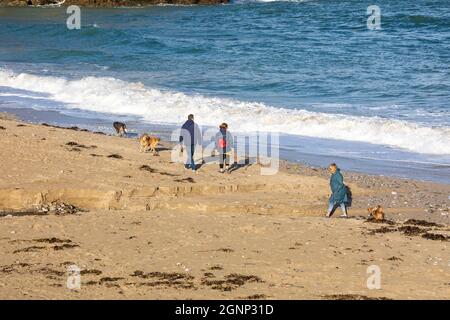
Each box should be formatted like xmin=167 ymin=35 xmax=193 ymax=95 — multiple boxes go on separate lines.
xmin=329 ymin=168 xmax=348 ymax=205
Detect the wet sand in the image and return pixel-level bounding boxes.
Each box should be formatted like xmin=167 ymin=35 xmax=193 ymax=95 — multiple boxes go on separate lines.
xmin=0 ymin=113 xmax=449 ymax=299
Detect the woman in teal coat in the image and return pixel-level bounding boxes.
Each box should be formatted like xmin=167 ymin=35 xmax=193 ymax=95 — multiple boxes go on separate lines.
xmin=327 ymin=163 xmax=349 ymax=218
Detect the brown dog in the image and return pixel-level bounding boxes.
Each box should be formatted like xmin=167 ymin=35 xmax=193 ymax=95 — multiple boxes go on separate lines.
xmin=367 ymin=205 xmax=385 ymax=221
xmin=139 ymin=134 xmax=160 ymax=155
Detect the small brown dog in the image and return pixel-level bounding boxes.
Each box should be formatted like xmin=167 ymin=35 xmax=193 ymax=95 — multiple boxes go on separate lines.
xmin=367 ymin=205 xmax=385 ymax=221
xmin=139 ymin=134 xmax=160 ymax=155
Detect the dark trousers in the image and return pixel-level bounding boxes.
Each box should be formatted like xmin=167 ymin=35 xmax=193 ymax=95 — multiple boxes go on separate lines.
xmin=219 ymin=150 xmax=230 ymax=169
xmin=327 ymin=201 xmax=347 ymax=217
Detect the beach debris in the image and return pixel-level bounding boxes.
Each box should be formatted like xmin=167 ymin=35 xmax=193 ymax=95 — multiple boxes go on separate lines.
xmin=398 ymin=225 xmax=425 ymax=236
xmin=139 ymin=165 xmax=155 ymax=173
xmin=99 ymin=277 xmax=124 ymax=284
xmin=13 ymin=246 xmax=45 ymax=254
xmin=131 ymin=270 xmax=195 ymax=289
xmin=53 ymin=243 xmax=80 ymax=250
xmin=41 ymin=123 xmax=89 ymax=132
xmin=38 ymin=201 xmax=85 ymax=215
xmin=387 ymin=256 xmax=403 ymax=261
xmin=404 ymin=219 xmax=443 ymax=228
xmin=209 ymin=265 xmax=223 ymax=271
xmin=323 ymin=294 xmax=391 ymax=300
xmin=422 ymin=233 xmax=448 ymax=241
xmin=201 ymin=273 xmax=263 ymax=291
xmin=80 ymin=269 xmax=102 ymax=276
xmin=65 ymin=141 xmax=96 ymax=152
xmin=216 ymin=248 xmax=234 ymax=253
xmin=107 ymin=154 xmax=123 ymax=159
xmin=174 ymin=177 xmax=195 ymax=183
xmin=241 ymin=294 xmax=269 ymax=300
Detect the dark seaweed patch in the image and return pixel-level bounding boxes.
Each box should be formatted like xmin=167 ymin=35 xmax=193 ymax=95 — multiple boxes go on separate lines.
xmin=422 ymin=233 xmax=448 ymax=241
xmin=80 ymin=269 xmax=102 ymax=276
xmin=242 ymin=294 xmax=268 ymax=300
xmin=131 ymin=270 xmax=195 ymax=289
xmin=324 ymin=294 xmax=392 ymax=300
xmin=209 ymin=265 xmax=223 ymax=271
xmin=53 ymin=243 xmax=79 ymax=251
xmin=398 ymin=225 xmax=427 ymax=236
xmin=13 ymin=246 xmax=46 ymax=253
xmin=364 ymin=218 xmax=396 ymax=225
xmin=0 ymin=211 xmax=48 ymax=217
xmin=201 ymin=273 xmax=263 ymax=291
xmin=387 ymin=256 xmax=403 ymax=261
xmin=158 ymin=171 xmax=178 ymax=177
xmin=38 ymin=267 xmax=65 ymax=277
xmin=367 ymin=227 xmax=397 ymax=235
xmin=34 ymin=238 xmax=72 ymax=244
xmin=404 ymin=219 xmax=443 ymax=228
xmin=108 ymin=154 xmax=123 ymax=159
xmin=99 ymin=277 xmax=124 ymax=284
xmin=139 ymin=165 xmax=155 ymax=173
xmin=174 ymin=177 xmax=196 ymax=183
xmin=217 ymin=248 xmax=234 ymax=253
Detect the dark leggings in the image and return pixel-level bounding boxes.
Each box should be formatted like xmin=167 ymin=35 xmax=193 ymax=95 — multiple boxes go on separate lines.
xmin=219 ymin=149 xmax=229 ymax=169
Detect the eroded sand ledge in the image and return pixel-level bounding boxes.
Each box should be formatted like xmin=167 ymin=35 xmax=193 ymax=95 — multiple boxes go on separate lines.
xmin=0 ymin=115 xmax=448 ymax=299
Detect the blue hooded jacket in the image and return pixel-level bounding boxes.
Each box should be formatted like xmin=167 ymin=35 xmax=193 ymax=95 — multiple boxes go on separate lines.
xmin=329 ymin=168 xmax=348 ymax=205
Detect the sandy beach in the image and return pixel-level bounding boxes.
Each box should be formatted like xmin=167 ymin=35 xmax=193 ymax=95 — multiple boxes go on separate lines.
xmin=0 ymin=113 xmax=449 ymax=300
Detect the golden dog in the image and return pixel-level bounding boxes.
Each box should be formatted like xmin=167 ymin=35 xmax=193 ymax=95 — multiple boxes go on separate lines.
xmin=139 ymin=134 xmax=160 ymax=155
xmin=367 ymin=205 xmax=385 ymax=221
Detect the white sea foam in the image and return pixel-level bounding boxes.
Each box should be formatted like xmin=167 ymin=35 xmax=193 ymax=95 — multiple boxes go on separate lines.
xmin=0 ymin=68 xmax=449 ymax=155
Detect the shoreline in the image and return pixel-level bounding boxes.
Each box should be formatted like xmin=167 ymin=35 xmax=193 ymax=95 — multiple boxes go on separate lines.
xmin=2 ymin=105 xmax=449 ymax=185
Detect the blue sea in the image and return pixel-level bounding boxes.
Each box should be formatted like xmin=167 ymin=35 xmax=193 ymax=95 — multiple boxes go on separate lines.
xmin=0 ymin=1 xmax=449 ymax=183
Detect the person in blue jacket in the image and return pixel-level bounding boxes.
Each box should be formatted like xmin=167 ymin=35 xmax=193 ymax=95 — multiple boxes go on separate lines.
xmin=179 ymin=114 xmax=202 ymax=172
xmin=327 ymin=163 xmax=349 ymax=218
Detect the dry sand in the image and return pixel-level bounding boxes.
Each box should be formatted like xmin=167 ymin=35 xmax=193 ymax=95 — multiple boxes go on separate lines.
xmin=0 ymin=115 xmax=449 ymax=299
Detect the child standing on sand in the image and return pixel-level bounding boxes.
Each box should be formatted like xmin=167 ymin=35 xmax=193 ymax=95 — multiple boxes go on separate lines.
xmin=326 ymin=163 xmax=349 ymax=218
xmin=215 ymin=123 xmax=234 ymax=173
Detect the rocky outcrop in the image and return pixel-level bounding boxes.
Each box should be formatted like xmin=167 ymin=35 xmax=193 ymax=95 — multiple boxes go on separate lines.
xmin=0 ymin=0 xmax=228 ymax=7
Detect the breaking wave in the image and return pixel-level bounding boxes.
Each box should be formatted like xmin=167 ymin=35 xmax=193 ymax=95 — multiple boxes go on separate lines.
xmin=0 ymin=68 xmax=449 ymax=155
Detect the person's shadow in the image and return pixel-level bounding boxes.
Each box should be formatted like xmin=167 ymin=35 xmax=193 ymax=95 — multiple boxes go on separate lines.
xmin=228 ymin=157 xmax=252 ymax=173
